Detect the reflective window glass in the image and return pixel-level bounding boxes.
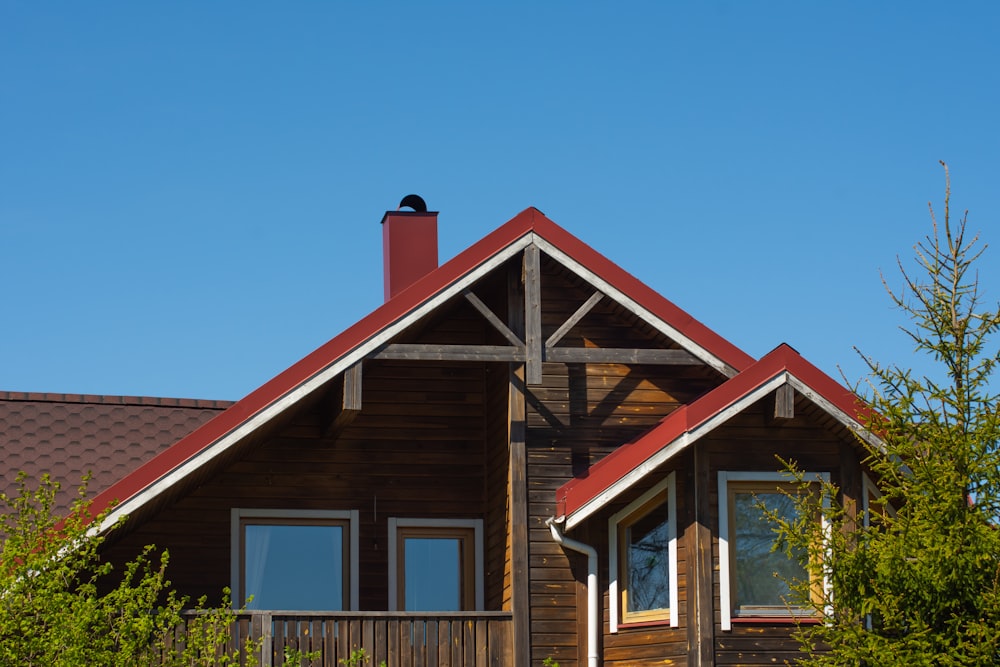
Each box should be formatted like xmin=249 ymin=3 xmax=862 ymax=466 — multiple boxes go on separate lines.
xmin=243 ymin=522 xmax=346 ymax=611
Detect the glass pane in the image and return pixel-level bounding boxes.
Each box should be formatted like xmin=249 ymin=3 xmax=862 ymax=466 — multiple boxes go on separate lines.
xmin=625 ymin=501 xmax=670 ymax=613
xmin=244 ymin=524 xmax=344 ymax=611
xmin=732 ymin=491 xmax=807 ymax=609
xmin=404 ymin=537 xmax=461 ymax=611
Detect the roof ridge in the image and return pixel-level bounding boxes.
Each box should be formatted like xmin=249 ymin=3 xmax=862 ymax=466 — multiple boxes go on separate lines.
xmin=0 ymin=391 xmax=233 ymax=409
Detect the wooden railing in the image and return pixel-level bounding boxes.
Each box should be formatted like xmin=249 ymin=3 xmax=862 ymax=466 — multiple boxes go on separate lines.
xmin=172 ymin=610 xmax=514 ymax=667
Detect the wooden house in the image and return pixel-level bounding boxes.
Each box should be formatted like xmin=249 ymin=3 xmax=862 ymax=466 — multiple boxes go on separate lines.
xmin=1 ymin=201 xmax=877 ymax=666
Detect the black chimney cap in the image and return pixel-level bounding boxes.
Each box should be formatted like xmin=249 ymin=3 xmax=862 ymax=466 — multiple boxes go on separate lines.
xmin=398 ymin=194 xmax=428 ymax=212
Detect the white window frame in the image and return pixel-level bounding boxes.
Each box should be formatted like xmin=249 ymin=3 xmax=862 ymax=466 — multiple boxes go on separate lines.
xmin=608 ymin=472 xmax=678 ymax=632
xmin=387 ymin=517 xmax=484 ymax=612
xmin=717 ymin=471 xmax=829 ymax=631
xmin=230 ymin=508 xmax=360 ymax=611
xmin=862 ymin=472 xmax=896 ymax=528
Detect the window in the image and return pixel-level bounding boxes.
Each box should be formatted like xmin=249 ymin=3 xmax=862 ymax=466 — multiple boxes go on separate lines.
xmin=608 ymin=472 xmax=677 ymax=632
xmin=231 ymin=509 xmax=359 ymax=611
xmin=717 ymin=471 xmax=829 ymax=631
xmin=387 ymin=518 xmax=483 ymax=611
xmin=863 ymin=473 xmax=895 ymax=528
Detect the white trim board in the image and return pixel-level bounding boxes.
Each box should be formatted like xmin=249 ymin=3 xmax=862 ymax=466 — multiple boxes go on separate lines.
xmin=608 ymin=472 xmax=678 ymax=632
xmin=717 ymin=471 xmax=830 ymax=632
xmin=97 ymin=237 xmax=533 ymax=535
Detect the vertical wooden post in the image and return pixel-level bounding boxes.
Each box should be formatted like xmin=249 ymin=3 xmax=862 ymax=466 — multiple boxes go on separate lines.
xmin=523 ymin=243 xmax=542 ymax=386
xmin=258 ymin=612 xmax=273 ymax=667
xmin=689 ymin=446 xmax=715 ymax=667
xmin=344 ymin=362 xmax=363 ymax=411
xmin=508 ymin=261 xmax=531 ymax=667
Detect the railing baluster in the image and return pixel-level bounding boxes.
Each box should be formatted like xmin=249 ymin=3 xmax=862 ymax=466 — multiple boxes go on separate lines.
xmin=172 ymin=610 xmax=512 ymax=667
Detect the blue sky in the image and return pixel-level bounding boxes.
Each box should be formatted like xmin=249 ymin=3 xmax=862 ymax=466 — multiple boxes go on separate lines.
xmin=2 ymin=2 xmax=998 ymax=400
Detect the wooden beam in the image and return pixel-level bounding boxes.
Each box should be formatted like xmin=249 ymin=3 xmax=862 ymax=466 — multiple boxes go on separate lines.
xmin=543 ymin=347 xmax=700 ymax=365
xmin=524 ymin=244 xmax=542 ymax=385
xmin=692 ymin=446 xmax=714 ymax=666
xmin=371 ymin=344 xmax=524 ymax=362
xmin=507 ymin=263 xmax=531 ymax=667
xmin=463 ymin=290 xmax=523 ymax=347
xmin=344 ymin=362 xmax=362 ymax=410
xmin=546 ymin=291 xmax=603 ymax=348
xmin=370 ymin=344 xmax=699 ymax=365
xmin=771 ymin=384 xmax=795 ymax=421
xmin=323 ymin=362 xmax=362 ymax=438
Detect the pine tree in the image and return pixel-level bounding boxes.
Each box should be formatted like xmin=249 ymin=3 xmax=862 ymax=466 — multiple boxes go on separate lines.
xmin=775 ymin=162 xmax=1000 ymax=665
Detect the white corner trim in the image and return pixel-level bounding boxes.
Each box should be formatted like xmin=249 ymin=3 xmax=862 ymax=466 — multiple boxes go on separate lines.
xmin=608 ymin=471 xmax=678 ymax=632
xmin=230 ymin=508 xmax=359 ymax=611
xmin=717 ymin=471 xmax=830 ymax=631
xmin=387 ymin=517 xmax=485 ymax=612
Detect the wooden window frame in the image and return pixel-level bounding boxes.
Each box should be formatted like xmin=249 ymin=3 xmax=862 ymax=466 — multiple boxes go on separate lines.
xmin=230 ymin=508 xmax=359 ymax=611
xmin=608 ymin=472 xmax=678 ymax=632
xmin=387 ymin=518 xmax=484 ymax=612
xmin=717 ymin=471 xmax=829 ymax=631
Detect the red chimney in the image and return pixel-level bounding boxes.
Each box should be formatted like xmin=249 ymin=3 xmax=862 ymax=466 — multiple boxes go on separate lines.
xmin=381 ymin=195 xmax=438 ymax=302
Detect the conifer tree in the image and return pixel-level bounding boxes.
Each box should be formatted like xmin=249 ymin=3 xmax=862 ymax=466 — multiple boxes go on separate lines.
xmin=775 ymin=162 xmax=1000 ymax=664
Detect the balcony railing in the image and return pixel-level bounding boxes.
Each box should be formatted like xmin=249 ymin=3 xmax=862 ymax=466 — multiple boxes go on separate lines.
xmin=168 ymin=610 xmax=514 ymax=667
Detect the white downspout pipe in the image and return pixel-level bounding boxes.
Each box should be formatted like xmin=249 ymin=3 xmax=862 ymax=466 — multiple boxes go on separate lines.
xmin=546 ymin=516 xmax=599 ymax=667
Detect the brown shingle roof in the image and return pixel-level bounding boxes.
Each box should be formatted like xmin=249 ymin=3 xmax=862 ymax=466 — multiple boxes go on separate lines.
xmin=0 ymin=392 xmax=232 ymax=515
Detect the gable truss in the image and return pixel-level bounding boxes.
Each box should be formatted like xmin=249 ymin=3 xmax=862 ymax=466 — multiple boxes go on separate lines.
xmin=369 ymin=242 xmax=702 ymax=384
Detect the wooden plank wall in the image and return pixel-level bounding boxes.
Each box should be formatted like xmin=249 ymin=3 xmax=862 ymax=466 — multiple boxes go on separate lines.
xmin=704 ymin=403 xmax=857 ymax=665
xmin=102 ymin=355 xmax=496 ymax=610
xmin=96 ymin=249 xmax=869 ymax=666
xmin=523 ymin=256 xmax=727 ymax=666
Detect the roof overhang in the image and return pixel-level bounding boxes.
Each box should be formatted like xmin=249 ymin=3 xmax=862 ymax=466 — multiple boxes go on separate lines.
xmin=556 ymin=344 xmax=880 ymax=531
xmin=88 ymin=207 xmax=755 ymax=535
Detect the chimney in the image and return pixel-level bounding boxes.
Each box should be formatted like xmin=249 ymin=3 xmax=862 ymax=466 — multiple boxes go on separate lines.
xmin=381 ymin=194 xmax=438 ymax=302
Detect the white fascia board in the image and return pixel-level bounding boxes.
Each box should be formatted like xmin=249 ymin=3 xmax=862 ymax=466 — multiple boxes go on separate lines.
xmin=97 ymin=235 xmax=535 ymax=535
xmin=564 ymin=373 xmax=789 ymax=531
xmin=785 ymin=376 xmax=885 ymax=453
xmin=533 ymin=236 xmax=741 ymax=379
xmin=564 ymin=370 xmax=881 ymax=530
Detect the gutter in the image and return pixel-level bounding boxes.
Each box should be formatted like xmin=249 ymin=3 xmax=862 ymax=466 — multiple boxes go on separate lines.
xmin=546 ymin=516 xmax=599 ymax=667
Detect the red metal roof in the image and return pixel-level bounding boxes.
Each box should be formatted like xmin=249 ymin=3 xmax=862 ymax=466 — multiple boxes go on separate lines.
xmin=0 ymin=392 xmax=231 ymax=515
xmin=555 ymin=344 xmax=873 ymax=525
xmin=86 ymin=207 xmax=757 ymax=525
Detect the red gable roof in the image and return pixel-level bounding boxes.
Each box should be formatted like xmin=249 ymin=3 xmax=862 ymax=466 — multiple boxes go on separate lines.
xmin=87 ymin=207 xmax=756 ymax=529
xmin=555 ymin=344 xmax=874 ymax=528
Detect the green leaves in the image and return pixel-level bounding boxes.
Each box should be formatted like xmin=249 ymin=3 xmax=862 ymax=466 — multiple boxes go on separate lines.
xmin=0 ymin=472 xmax=249 ymax=666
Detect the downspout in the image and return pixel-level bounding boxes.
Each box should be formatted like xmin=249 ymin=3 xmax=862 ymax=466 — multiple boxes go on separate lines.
xmin=546 ymin=516 xmax=599 ymax=667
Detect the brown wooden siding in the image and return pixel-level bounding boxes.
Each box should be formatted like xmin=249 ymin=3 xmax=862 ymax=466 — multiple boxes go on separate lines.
xmin=705 ymin=399 xmax=861 ymax=665
xmin=104 ymin=357 xmax=497 ymax=610
xmin=97 ymin=247 xmax=871 ymax=666
xmin=521 ymin=254 xmax=728 ymax=665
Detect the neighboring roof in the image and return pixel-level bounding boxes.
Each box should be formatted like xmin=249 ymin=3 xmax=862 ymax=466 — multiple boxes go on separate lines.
xmin=555 ymin=344 xmax=877 ymax=530
xmin=87 ymin=207 xmax=757 ymax=532
xmin=0 ymin=392 xmax=232 ymax=515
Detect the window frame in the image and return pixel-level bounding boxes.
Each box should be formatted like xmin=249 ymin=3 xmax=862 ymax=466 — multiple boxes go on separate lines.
xmin=717 ymin=471 xmax=829 ymax=631
xmin=608 ymin=472 xmax=677 ymax=632
xmin=862 ymin=472 xmax=895 ymax=528
xmin=230 ymin=508 xmax=359 ymax=611
xmin=387 ymin=517 xmax=484 ymax=612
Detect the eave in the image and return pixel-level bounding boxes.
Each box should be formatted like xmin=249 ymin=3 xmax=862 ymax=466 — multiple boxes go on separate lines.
xmin=555 ymin=344 xmax=879 ymax=530
xmin=88 ymin=207 xmax=756 ymax=535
